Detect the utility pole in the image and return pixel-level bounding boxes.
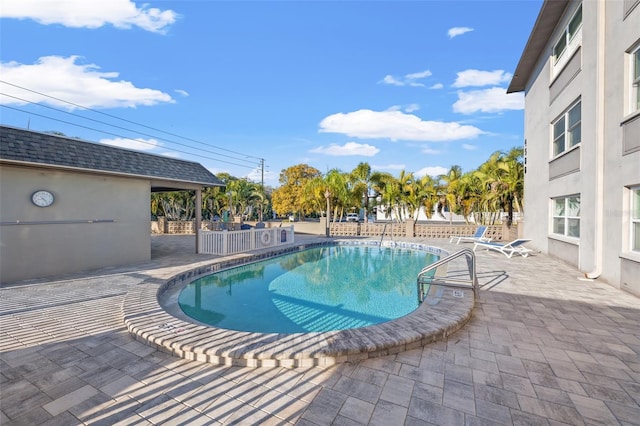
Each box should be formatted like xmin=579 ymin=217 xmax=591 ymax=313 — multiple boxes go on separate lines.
xmin=259 ymin=158 xmax=265 ymax=222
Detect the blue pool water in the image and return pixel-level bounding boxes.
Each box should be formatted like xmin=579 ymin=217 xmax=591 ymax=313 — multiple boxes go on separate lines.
xmin=178 ymin=244 xmax=439 ymax=333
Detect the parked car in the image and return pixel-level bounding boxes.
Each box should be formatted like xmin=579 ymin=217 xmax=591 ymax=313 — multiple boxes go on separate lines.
xmin=346 ymin=213 xmax=360 ymax=222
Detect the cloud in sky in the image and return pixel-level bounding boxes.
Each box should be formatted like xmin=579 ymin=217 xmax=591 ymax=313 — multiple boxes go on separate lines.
xmin=415 ymin=166 xmax=448 ymax=177
xmin=175 ymin=89 xmax=189 ymax=97
xmin=0 ymin=0 xmax=178 ymax=33
xmin=0 ymin=56 xmax=174 ymax=109
xmin=422 ymin=146 xmax=441 ymax=155
xmin=462 ymin=144 xmax=478 ymax=151
xmin=429 ymin=83 xmax=444 ymax=90
xmin=372 ymin=163 xmax=406 ymax=171
xmin=319 ymin=109 xmax=484 ymax=142
xmin=100 ymin=137 xmax=161 ymax=151
xmin=453 ymin=69 xmax=512 ymax=88
xmin=246 ymin=167 xmax=276 ymax=185
xmin=453 ymin=87 xmax=524 ymax=114
xmin=448 ymin=27 xmax=474 ymax=39
xmin=310 ymin=142 xmax=380 ymax=157
xmin=380 ymin=69 xmax=432 ymax=87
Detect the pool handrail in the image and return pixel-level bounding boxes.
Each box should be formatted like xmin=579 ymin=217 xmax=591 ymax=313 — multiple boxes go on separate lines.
xmin=417 ymin=248 xmax=479 ymax=303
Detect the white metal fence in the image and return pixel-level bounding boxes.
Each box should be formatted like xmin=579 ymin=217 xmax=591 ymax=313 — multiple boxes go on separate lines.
xmin=198 ymin=226 xmax=295 ymax=255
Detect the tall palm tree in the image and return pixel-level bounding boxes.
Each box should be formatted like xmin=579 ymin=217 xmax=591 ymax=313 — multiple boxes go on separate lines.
xmin=397 ymin=170 xmax=415 ymax=220
xmin=413 ymin=174 xmax=438 ymax=220
xmin=349 ymin=162 xmax=373 ymax=221
xmin=325 ymin=169 xmax=350 ymax=222
xmin=370 ymin=171 xmax=399 ymax=221
xmin=439 ymin=165 xmax=463 ymax=223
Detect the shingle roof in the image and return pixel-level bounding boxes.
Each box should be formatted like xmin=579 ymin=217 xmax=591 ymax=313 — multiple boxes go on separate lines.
xmin=0 ymin=125 xmax=224 ymax=188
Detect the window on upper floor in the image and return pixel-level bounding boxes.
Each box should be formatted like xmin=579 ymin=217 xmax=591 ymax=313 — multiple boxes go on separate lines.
xmin=552 ymin=4 xmax=582 ymax=76
xmin=552 ymin=101 xmax=581 ymax=157
xmin=632 ymin=46 xmax=640 ymax=114
xmin=552 ymin=195 xmax=580 ymax=238
xmin=632 ymin=187 xmax=640 ymax=252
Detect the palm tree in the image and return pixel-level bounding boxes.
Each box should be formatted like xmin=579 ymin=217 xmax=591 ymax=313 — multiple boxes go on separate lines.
xmin=325 ymin=169 xmax=350 ymax=222
xmin=227 ymin=179 xmax=263 ymax=221
xmin=439 ymin=165 xmax=463 ymax=223
xmin=413 ymin=175 xmax=438 ymax=220
xmin=370 ymin=171 xmax=399 ymax=221
xmin=397 ymin=170 xmax=415 ymax=220
xmin=349 ymin=162 xmax=373 ymax=221
xmin=501 ymin=147 xmax=525 ymax=224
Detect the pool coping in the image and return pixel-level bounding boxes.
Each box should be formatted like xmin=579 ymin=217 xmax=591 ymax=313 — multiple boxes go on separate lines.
xmin=122 ymin=240 xmax=476 ymax=368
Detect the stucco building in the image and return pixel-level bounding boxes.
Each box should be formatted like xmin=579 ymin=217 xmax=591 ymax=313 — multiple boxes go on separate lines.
xmin=508 ymin=0 xmax=640 ymax=295
xmin=0 ymin=126 xmax=223 ymax=283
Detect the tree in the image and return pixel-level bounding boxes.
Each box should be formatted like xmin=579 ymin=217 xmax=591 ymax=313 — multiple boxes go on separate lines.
xmin=439 ymin=165 xmax=463 ymax=223
xmin=413 ymin=175 xmax=438 ymax=220
xmin=227 ymin=179 xmax=263 ymax=220
xmin=271 ymin=164 xmax=321 ymax=220
xmin=349 ymin=162 xmax=373 ymax=221
xmin=370 ymin=171 xmax=399 ymax=221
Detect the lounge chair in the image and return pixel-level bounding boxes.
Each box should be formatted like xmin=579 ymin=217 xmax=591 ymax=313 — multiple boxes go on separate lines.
xmin=473 ymin=239 xmax=533 ymax=258
xmin=449 ymin=226 xmax=490 ymax=244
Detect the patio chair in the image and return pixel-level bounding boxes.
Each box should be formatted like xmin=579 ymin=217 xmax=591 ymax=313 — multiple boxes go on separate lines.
xmin=449 ymin=226 xmax=490 ymax=245
xmin=473 ymin=239 xmax=533 ymax=258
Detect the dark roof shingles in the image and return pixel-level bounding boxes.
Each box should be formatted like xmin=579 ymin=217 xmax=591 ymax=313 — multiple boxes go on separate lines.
xmin=0 ymin=126 xmax=223 ymax=186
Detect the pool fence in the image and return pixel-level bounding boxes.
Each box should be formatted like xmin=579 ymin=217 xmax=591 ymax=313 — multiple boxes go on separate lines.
xmin=198 ymin=226 xmax=295 ymax=255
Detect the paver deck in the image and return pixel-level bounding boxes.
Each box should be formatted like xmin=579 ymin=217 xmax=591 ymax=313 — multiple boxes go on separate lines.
xmin=1 ymin=234 xmax=639 ymax=425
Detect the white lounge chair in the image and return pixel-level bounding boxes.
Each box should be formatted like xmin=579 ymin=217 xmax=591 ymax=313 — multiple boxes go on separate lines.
xmin=473 ymin=239 xmax=533 ymax=258
xmin=450 ymin=226 xmax=490 ymax=244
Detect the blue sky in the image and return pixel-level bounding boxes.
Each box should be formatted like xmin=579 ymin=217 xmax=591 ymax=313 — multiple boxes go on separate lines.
xmin=1 ymin=0 xmax=541 ymax=187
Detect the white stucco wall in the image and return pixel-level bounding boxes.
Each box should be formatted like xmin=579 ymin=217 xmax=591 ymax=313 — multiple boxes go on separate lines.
xmin=522 ymin=0 xmax=640 ymax=295
xmin=0 ymin=165 xmax=151 ymax=283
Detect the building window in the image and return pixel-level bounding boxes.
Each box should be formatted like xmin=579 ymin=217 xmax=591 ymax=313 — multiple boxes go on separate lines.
xmin=553 ymin=196 xmax=580 ymax=238
xmin=553 ymin=4 xmax=582 ymax=64
xmin=552 ymin=101 xmax=581 ymax=157
xmin=632 ymin=46 xmax=640 ymax=113
xmin=632 ymin=187 xmax=640 ymax=252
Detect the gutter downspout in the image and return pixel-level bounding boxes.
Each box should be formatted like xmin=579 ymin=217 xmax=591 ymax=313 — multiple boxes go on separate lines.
xmin=586 ymin=0 xmax=605 ymax=279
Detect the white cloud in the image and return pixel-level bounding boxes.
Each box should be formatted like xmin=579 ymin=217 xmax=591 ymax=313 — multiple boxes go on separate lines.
xmin=405 ymin=104 xmax=420 ymax=113
xmin=319 ymin=109 xmax=484 ymax=142
xmin=310 ymin=142 xmax=380 ymax=157
xmin=453 ymin=69 xmax=512 ymax=88
xmin=372 ymin=163 xmax=406 ymax=171
xmin=453 ymin=87 xmax=524 ymax=114
xmin=462 ymin=144 xmax=477 ymax=150
xmin=0 ymin=56 xmax=174 ymax=109
xmin=1 ymin=0 xmax=178 ymax=33
xmin=100 ymin=137 xmax=161 ymax=151
xmin=175 ymin=89 xmax=189 ymax=97
xmin=421 ymin=146 xmax=441 ymax=155
xmin=415 ymin=166 xmax=448 ymax=177
xmin=405 ymin=70 xmax=432 ymax=80
xmin=381 ymin=75 xmax=404 ymax=86
xmin=380 ymin=69 xmax=432 ymax=87
xmin=246 ymin=167 xmax=277 ymax=184
xmin=429 ymin=83 xmax=444 ymax=90
xmin=448 ymin=27 xmax=474 ymax=39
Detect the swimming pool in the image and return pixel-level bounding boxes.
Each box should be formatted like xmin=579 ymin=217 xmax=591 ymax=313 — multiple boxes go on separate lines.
xmin=178 ymin=244 xmax=439 ymax=333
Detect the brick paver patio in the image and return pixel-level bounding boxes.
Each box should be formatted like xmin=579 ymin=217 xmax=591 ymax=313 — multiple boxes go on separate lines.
xmin=1 ymin=234 xmax=639 ymax=425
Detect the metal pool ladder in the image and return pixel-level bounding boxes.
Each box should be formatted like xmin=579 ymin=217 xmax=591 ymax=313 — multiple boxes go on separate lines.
xmin=417 ymin=248 xmax=479 ymax=303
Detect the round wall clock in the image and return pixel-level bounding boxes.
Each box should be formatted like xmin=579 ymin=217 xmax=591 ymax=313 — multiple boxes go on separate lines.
xmin=31 ymin=190 xmax=55 ymax=207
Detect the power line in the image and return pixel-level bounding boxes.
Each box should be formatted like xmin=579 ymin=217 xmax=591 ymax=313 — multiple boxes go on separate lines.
xmin=0 ymin=92 xmax=259 ymax=167
xmin=0 ymin=79 xmax=264 ymax=161
xmin=0 ymin=104 xmax=260 ymax=170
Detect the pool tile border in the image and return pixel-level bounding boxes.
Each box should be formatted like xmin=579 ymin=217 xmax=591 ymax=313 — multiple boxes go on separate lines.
xmin=122 ymin=241 xmax=475 ymax=368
